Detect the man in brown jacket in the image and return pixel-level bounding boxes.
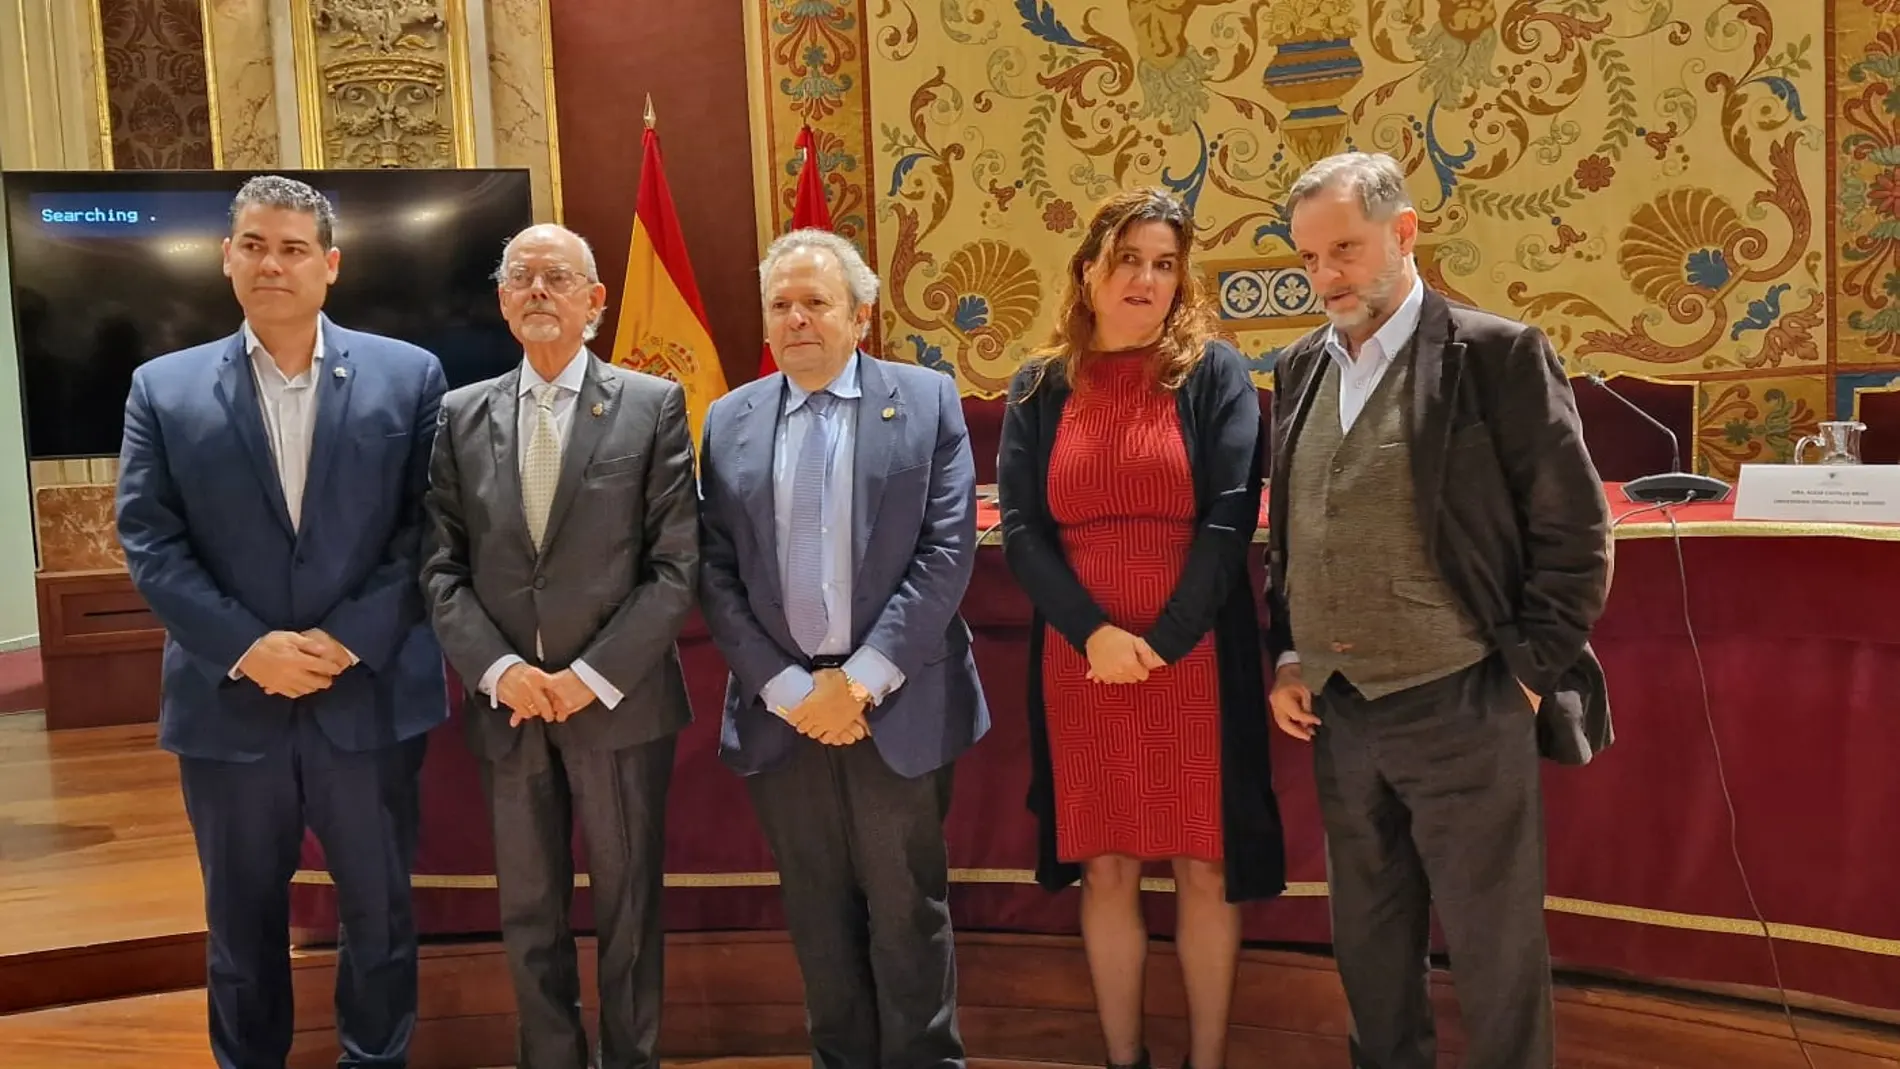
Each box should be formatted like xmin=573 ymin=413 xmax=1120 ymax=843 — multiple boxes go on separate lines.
xmin=1265 ymin=151 xmax=1613 ymax=1069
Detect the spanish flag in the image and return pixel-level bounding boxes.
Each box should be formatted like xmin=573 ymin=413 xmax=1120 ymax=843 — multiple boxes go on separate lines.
xmin=611 ymin=101 xmax=727 ymax=443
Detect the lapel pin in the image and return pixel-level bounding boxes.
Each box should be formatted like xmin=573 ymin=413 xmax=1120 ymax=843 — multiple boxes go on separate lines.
xmin=333 ymin=365 xmax=348 ymax=380
xmin=591 ymin=402 xmax=604 ymax=417
xmin=881 ymin=406 xmax=896 ymax=420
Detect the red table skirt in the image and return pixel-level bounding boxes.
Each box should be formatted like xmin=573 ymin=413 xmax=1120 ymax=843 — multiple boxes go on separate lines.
xmin=291 ymin=492 xmax=1900 ymax=1013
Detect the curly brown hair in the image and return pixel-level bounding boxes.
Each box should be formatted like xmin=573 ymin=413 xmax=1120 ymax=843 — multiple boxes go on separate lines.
xmin=1021 ymin=187 xmax=1214 ymax=398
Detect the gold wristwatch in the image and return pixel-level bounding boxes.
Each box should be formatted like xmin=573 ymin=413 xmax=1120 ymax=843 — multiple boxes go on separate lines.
xmin=842 ymin=674 xmax=873 ymax=706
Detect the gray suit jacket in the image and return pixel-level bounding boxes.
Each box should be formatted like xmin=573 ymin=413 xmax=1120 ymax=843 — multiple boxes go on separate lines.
xmin=698 ymin=354 xmax=989 ymax=779
xmin=422 ymin=352 xmax=699 ymax=760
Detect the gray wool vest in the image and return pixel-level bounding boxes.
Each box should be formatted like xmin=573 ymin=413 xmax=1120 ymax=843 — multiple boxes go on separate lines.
xmin=1282 ymin=342 xmax=1490 ymax=698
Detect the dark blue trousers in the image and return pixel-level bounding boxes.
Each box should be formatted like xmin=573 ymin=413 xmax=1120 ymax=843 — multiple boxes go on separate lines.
xmin=178 ymin=712 xmax=427 ymax=1069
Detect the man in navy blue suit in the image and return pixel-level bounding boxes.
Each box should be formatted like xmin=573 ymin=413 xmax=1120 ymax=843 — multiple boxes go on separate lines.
xmin=116 ymin=175 xmax=447 ymax=1069
xmin=698 ymin=229 xmax=989 ymax=1069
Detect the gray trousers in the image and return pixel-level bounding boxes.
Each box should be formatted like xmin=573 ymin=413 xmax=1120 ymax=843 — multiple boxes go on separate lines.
xmin=1313 ymin=655 xmax=1552 ymax=1069
xmin=480 ymin=726 xmax=677 ymax=1069
xmin=746 ymin=736 xmax=964 ymax=1069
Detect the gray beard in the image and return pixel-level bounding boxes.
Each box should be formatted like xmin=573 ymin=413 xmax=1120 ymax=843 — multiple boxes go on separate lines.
xmin=518 ymin=320 xmax=562 ymax=344
xmin=1323 ymin=253 xmax=1408 ymax=332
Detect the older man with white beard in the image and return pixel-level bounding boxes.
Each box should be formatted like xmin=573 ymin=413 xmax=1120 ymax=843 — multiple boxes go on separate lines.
xmin=422 ymin=223 xmax=698 ymax=1069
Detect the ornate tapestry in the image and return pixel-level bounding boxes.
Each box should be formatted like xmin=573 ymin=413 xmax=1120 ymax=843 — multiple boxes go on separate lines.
xmin=100 ymin=0 xmax=215 ymax=169
xmin=750 ymin=0 xmax=1900 ymax=478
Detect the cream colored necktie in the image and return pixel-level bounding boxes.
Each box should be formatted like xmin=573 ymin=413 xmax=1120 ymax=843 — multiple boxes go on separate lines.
xmin=523 ymin=383 xmax=561 ymax=551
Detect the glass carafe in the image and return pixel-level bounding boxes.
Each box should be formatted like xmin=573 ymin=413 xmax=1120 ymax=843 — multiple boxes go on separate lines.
xmin=1794 ymin=420 xmax=1866 ymax=465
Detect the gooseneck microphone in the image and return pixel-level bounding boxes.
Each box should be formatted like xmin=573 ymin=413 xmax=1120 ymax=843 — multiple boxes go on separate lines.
xmin=1583 ymin=373 xmax=1732 ymax=503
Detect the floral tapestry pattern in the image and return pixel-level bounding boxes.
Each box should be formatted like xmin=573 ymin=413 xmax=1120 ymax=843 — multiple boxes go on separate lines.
xmin=101 ymin=0 xmax=215 ymax=170
xmin=751 ymin=0 xmax=1899 ymax=477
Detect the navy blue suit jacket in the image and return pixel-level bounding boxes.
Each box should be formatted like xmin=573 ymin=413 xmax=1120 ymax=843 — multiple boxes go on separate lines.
xmin=116 ymin=315 xmax=448 ymax=762
xmin=698 ymin=354 xmax=989 ymax=779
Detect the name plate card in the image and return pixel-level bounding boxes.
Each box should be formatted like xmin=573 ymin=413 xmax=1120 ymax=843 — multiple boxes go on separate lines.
xmin=1733 ymin=464 xmax=1900 ymax=524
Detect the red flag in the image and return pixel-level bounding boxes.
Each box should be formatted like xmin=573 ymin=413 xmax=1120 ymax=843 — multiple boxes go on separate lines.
xmin=612 ymin=110 xmax=727 ymax=445
xmin=790 ymin=124 xmax=834 ymax=231
xmin=760 ymin=124 xmax=832 ymax=377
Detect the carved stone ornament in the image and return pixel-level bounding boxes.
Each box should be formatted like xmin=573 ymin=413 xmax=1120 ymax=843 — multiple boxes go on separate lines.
xmin=313 ymin=0 xmax=452 ymax=167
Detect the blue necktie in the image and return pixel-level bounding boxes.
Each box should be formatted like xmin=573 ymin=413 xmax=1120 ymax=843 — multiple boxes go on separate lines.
xmin=785 ymin=390 xmax=834 ymax=655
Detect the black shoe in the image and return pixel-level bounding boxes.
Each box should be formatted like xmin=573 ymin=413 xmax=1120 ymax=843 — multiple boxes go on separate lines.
xmin=1108 ymin=1050 xmax=1151 ymax=1069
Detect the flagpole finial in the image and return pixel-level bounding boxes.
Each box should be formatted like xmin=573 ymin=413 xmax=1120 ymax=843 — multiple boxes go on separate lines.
xmin=644 ymin=95 xmax=656 ymax=130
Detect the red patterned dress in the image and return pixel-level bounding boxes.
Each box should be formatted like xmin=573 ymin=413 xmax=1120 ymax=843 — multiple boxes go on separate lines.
xmin=1041 ymin=347 xmax=1225 ymax=863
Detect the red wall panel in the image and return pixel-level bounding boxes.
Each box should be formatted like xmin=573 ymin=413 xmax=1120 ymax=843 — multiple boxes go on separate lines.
xmin=550 ymin=2 xmax=765 ymax=389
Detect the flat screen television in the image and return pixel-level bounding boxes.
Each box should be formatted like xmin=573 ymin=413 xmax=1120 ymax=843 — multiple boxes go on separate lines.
xmin=2 ymin=167 xmax=535 ymax=459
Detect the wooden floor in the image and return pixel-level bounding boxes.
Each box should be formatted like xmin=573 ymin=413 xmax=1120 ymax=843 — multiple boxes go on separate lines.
xmin=0 ymin=982 xmax=1070 ymax=1069
xmin=0 ymin=981 xmax=1069 ymax=1069
xmin=0 ymin=712 xmax=200 ymax=957
xmin=0 ymin=712 xmax=209 ymax=1012
xmin=4 ymin=710 xmax=1899 ymax=1068
xmin=6 ymin=936 xmax=1900 ymax=1069
xmin=0 ymin=986 xmax=1073 ymax=1069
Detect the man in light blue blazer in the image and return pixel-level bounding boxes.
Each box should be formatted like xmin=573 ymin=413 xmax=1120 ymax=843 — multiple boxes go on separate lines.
xmin=116 ymin=176 xmax=446 ymax=1069
xmin=698 ymin=228 xmax=989 ymax=1069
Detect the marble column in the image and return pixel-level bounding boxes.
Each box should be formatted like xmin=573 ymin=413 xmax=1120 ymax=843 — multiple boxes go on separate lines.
xmin=484 ymin=0 xmax=564 ymax=222
xmin=0 ymin=0 xmax=110 ymax=169
xmin=203 ymin=0 xmax=283 ymax=168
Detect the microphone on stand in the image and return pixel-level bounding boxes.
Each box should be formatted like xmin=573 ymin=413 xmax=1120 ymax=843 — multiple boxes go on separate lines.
xmin=1582 ymin=373 xmax=1732 ymax=503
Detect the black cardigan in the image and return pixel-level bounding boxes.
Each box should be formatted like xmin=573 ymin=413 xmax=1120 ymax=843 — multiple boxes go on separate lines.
xmin=996 ymin=340 xmax=1287 ymax=903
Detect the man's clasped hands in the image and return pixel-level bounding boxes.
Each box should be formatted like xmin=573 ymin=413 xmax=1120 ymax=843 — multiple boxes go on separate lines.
xmin=234 ymin=628 xmax=356 ymax=698
xmin=778 ymin=669 xmax=871 ymax=746
xmin=493 ymin=664 xmax=604 ymax=727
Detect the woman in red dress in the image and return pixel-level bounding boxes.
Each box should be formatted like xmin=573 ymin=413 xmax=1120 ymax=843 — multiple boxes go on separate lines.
xmin=999 ymin=189 xmax=1285 ymax=1069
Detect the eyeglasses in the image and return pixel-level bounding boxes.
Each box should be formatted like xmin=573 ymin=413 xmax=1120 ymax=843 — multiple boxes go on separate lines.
xmin=498 ymin=265 xmax=590 ymax=294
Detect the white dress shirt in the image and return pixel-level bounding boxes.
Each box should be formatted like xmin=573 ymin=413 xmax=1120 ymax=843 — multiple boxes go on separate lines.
xmin=246 ymin=319 xmax=324 ymax=532
xmin=230 ymin=320 xmax=357 ymax=677
xmin=1322 ymin=274 xmax=1424 ymax=434
xmin=476 ymin=350 xmax=625 ymax=711
xmin=1278 ymin=276 xmax=1426 ymax=671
